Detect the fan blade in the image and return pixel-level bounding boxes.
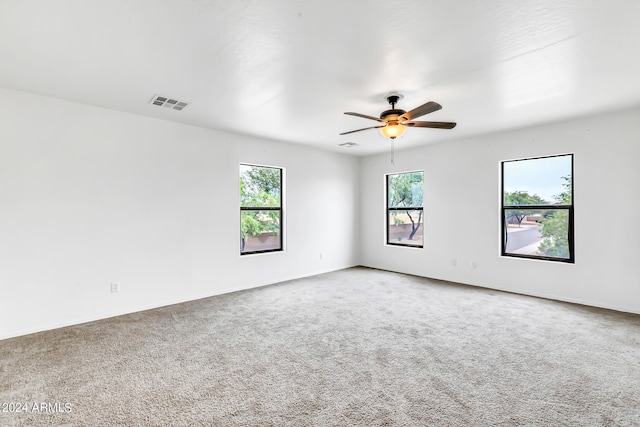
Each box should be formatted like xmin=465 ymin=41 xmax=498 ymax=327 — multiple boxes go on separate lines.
xmin=399 ymin=101 xmax=442 ymax=122
xmin=344 ymin=112 xmax=384 ymax=122
xmin=406 ymin=121 xmax=457 ymax=129
xmin=339 ymin=125 xmax=385 ymax=135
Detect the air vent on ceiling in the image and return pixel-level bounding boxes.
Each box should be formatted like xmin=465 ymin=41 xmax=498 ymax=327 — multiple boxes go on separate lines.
xmin=150 ymin=95 xmax=189 ymax=111
xmin=338 ymin=142 xmax=358 ymax=148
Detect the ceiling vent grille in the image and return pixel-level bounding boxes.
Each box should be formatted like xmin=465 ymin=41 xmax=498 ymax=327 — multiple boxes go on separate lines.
xmin=150 ymin=95 xmax=189 ymax=111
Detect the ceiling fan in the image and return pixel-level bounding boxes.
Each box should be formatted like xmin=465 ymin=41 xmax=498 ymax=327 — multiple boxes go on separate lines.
xmin=340 ymin=94 xmax=456 ymax=139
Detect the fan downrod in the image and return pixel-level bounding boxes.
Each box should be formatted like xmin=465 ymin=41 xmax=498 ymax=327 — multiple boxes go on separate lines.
xmin=387 ymin=95 xmax=400 ymax=109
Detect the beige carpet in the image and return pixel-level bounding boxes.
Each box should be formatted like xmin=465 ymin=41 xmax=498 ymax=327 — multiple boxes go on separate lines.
xmin=1 ymin=267 xmax=639 ymax=426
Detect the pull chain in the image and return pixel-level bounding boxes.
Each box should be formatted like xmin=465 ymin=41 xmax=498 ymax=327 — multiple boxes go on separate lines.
xmin=390 ymin=139 xmax=395 ymax=165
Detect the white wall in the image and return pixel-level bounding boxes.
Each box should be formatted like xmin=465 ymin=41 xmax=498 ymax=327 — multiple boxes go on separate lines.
xmin=2 ymin=87 xmax=638 ymax=341
xmin=360 ymin=107 xmax=640 ymax=314
xmin=0 ymin=88 xmax=360 ymax=339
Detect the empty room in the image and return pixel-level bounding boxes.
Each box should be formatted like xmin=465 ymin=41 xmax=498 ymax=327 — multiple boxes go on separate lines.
xmin=1 ymin=1 xmax=639 ymax=426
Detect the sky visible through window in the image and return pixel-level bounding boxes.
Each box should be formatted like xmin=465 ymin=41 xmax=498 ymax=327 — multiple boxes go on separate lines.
xmin=503 ymin=155 xmax=572 ymax=203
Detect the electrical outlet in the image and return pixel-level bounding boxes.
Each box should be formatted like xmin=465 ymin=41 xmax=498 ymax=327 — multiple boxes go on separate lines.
xmin=451 ymin=258 xmax=457 ymax=266
xmin=110 ymin=282 xmax=120 ymax=293
xmin=320 ymin=253 xmax=323 ymax=260
xmin=471 ymin=260 xmax=477 ymax=268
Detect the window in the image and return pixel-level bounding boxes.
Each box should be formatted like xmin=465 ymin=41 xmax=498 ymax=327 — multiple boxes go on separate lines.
xmin=240 ymin=164 xmax=283 ymax=255
xmin=501 ymin=154 xmax=573 ymax=263
xmin=386 ymin=171 xmax=424 ymax=248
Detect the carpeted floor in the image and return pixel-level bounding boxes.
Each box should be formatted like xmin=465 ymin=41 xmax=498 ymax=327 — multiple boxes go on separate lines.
xmin=1 ymin=267 xmax=639 ymax=426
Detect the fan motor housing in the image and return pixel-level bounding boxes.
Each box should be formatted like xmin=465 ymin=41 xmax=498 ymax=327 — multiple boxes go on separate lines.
xmin=380 ymin=109 xmax=406 ymax=121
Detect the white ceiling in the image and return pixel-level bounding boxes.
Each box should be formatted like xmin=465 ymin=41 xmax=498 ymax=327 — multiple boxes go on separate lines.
xmin=1 ymin=0 xmax=640 ymax=156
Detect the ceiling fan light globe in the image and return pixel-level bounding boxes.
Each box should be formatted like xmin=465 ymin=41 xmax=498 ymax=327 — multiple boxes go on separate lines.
xmin=380 ymin=123 xmax=406 ymax=139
